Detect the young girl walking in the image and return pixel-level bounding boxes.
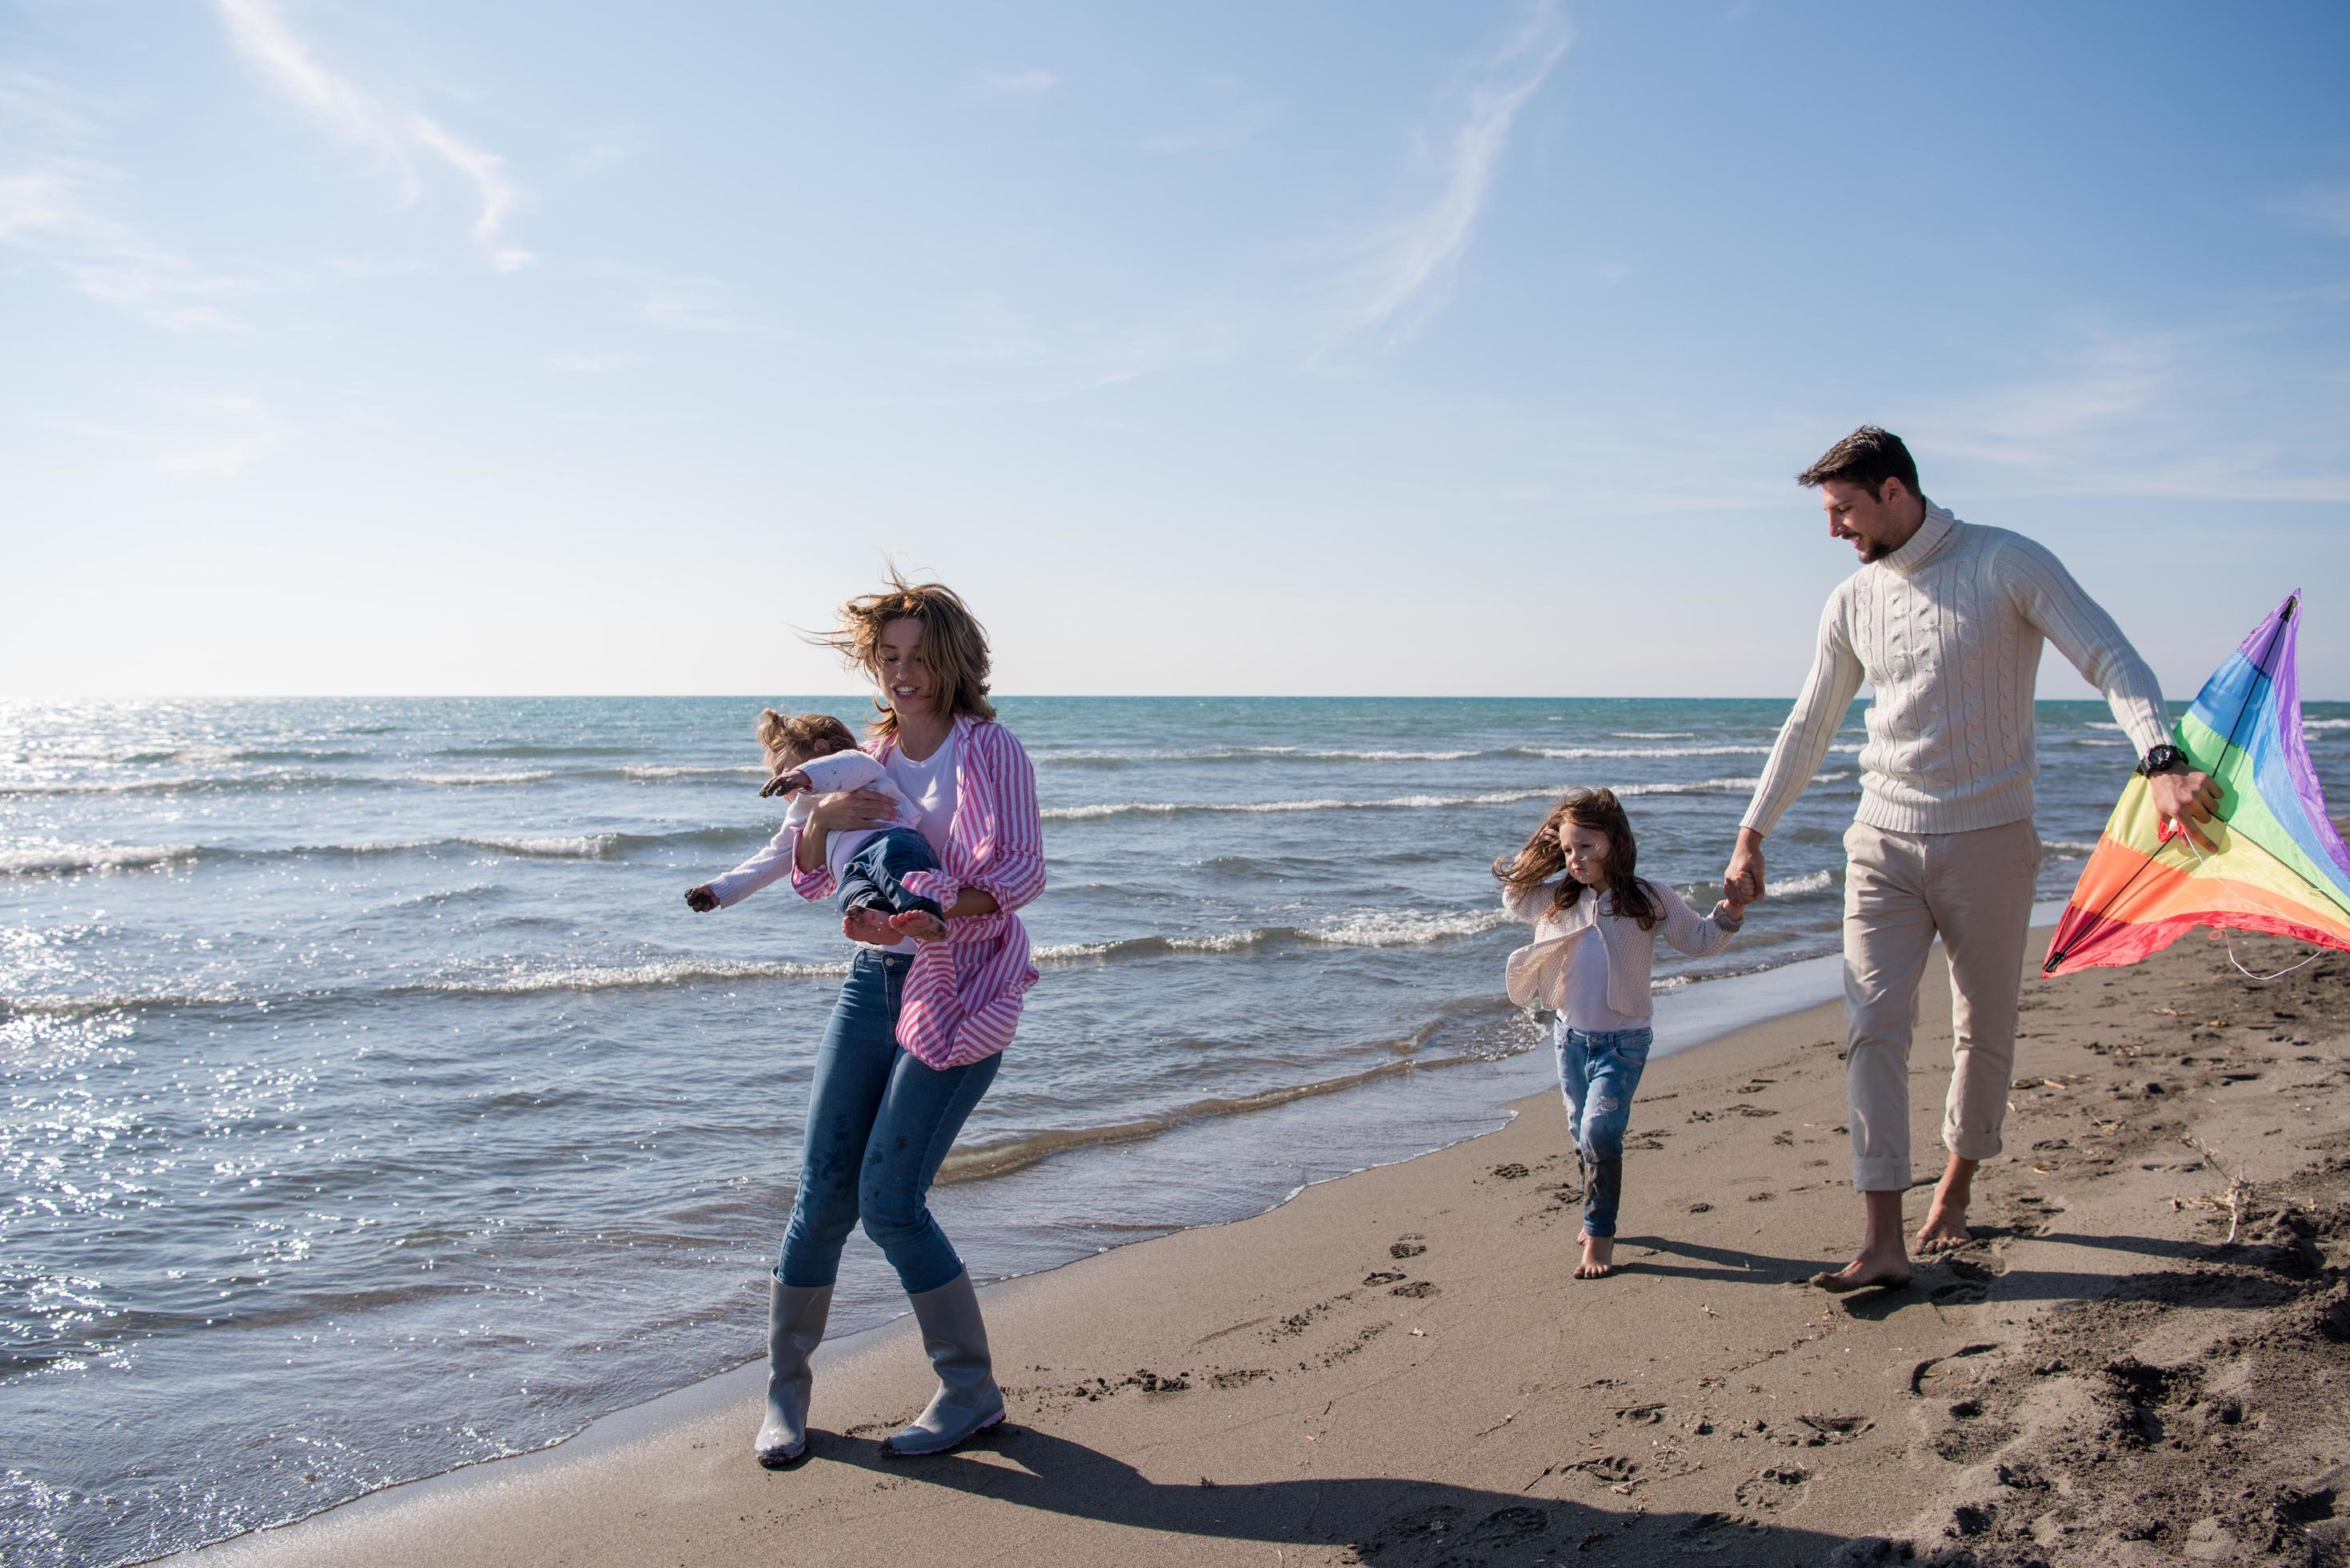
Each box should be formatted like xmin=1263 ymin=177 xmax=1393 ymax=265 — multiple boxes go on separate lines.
xmin=1498 ymin=787 xmax=1748 ymax=1278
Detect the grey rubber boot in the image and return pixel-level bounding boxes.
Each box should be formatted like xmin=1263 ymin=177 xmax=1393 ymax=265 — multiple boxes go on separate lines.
xmin=755 ymin=1278 xmax=833 ymax=1468
xmin=879 ymin=1271 xmax=1005 ymax=1456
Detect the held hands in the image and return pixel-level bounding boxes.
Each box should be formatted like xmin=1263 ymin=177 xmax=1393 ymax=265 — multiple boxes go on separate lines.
xmin=1723 ymin=827 xmax=1766 ymax=907
xmin=683 ymin=883 xmax=719 ymax=913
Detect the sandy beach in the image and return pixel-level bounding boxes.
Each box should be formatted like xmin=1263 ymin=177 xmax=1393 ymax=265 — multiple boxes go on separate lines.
xmin=173 ymin=923 xmax=2350 ymax=1568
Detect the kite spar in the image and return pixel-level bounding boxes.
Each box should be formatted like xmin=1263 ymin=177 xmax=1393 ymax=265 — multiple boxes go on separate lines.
xmin=2044 ymin=592 xmax=2350 ymax=977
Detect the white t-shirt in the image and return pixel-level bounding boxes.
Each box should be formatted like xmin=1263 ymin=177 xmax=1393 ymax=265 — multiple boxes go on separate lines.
xmin=875 ymin=730 xmax=958 ymax=954
xmin=1559 ymin=897 xmax=1652 ymax=1033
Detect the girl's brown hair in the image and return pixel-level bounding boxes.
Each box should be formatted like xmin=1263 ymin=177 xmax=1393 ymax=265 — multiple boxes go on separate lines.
xmin=755 ymin=710 xmax=859 ymax=763
xmin=809 ymin=570 xmax=997 ymax=740
xmin=1491 ymin=786 xmax=1662 ymax=930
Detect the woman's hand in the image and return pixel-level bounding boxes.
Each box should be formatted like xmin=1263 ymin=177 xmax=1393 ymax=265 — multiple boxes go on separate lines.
xmin=804 ymin=787 xmax=899 ymax=834
xmin=795 ymin=787 xmax=901 ymax=874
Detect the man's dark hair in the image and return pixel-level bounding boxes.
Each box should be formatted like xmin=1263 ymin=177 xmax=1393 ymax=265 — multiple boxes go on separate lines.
xmin=1796 ymin=426 xmax=1920 ymax=501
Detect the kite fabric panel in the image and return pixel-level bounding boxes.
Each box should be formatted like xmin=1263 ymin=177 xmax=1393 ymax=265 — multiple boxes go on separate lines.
xmin=2044 ymin=591 xmax=2350 ymax=976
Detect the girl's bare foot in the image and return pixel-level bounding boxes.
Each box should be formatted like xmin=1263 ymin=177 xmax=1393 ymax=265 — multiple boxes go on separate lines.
xmin=889 ymin=909 xmax=947 ymax=943
xmin=1573 ymin=1234 xmax=1615 ymax=1280
xmin=842 ymin=906 xmax=896 ymax=945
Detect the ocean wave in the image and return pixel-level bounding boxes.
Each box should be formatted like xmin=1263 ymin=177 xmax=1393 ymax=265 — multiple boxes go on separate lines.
xmin=1510 ymin=743 xmax=1770 ymax=760
xmin=1763 ymin=868 xmax=1836 ymax=898
xmin=1042 ymin=778 xmax=1774 ymax=822
xmin=1035 ymin=906 xmax=1510 ymax=966
xmin=453 ymin=835 xmax=619 ymax=860
xmin=410 ymin=770 xmax=554 ymax=787
xmin=615 ymin=764 xmax=769 ymax=782
xmin=405 ymin=955 xmax=852 ymax=996
xmin=936 ymin=1047 xmax=1519 ymax=1185
xmin=2043 ymin=838 xmax=2099 ymax=856
xmin=0 ymin=842 xmax=199 ymax=876
xmin=1043 ymin=744 xmax=1484 ymax=767
xmin=2305 ymin=718 xmax=2350 ymax=731
xmin=0 ymin=771 xmax=356 ymax=798
xmin=3 ymin=987 xmax=243 ymax=1018
xmin=1610 ymin=731 xmax=1695 ymax=739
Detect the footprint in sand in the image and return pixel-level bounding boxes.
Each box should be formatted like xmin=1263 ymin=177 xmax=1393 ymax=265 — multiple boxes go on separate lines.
xmin=1734 ymin=1464 xmax=1812 ymax=1512
xmin=1910 ymin=1342 xmax=2002 ymax=1397
xmin=1362 ymin=1270 xmax=1406 ymax=1287
xmin=1467 ymin=1506 xmax=1550 ymax=1545
xmin=1389 ymin=1280 xmax=1438 ymax=1298
xmin=1929 ymin=1259 xmax=1996 ymax=1305
xmin=1615 ymin=1402 xmax=1667 ymax=1425
xmin=1389 ymin=1238 xmax=1427 ymax=1259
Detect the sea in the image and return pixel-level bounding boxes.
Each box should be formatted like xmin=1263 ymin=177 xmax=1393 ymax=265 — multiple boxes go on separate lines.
xmin=6 ymin=694 xmax=2347 ymax=1566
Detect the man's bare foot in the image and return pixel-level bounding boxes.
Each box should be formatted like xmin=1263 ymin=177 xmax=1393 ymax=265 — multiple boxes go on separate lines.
xmin=1573 ymin=1234 xmax=1615 ymax=1280
xmin=889 ymin=909 xmax=947 ymax=943
xmin=1916 ymin=1156 xmax=1978 ymax=1254
xmin=1916 ymin=1202 xmax=1973 ymax=1254
xmin=1808 ymin=1253 xmax=1912 ymax=1294
xmin=842 ymin=906 xmax=896 ymax=945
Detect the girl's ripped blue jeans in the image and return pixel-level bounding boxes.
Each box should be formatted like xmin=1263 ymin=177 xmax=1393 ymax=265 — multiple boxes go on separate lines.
xmin=1553 ymin=1023 xmax=1653 ymax=1238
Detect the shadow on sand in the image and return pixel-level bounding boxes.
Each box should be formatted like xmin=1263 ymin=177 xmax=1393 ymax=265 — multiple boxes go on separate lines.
xmin=815 ymin=1423 xmax=1888 ymax=1566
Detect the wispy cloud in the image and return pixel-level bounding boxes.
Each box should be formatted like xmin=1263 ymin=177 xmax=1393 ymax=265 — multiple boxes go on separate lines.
xmin=42 ymin=393 xmax=290 ymax=479
xmin=1896 ymin=328 xmax=2350 ymax=503
xmin=0 ymin=82 xmax=257 ymax=330
xmin=962 ymin=67 xmax=1059 ymax=105
xmin=2271 ymin=178 xmax=2350 ymax=240
xmin=550 ymin=350 xmax=636 ymax=374
xmin=216 ymin=0 xmax=534 ymax=271
xmin=1140 ymin=82 xmax=1283 ymax=155
xmin=1315 ymin=2 xmax=1571 ymax=358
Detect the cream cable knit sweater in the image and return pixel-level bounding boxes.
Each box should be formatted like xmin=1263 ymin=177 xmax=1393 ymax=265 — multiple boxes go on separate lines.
xmin=1743 ymin=503 xmax=2171 ymax=838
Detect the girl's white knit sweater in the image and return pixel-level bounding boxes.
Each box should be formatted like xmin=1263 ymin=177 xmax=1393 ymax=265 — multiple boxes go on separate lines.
xmin=1503 ymin=878 xmax=1740 ymax=1019
xmin=1742 ymin=503 xmax=2172 ymax=838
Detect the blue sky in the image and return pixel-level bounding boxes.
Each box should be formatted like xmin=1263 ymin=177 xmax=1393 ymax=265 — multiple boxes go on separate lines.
xmin=5 ymin=1 xmax=2348 ymax=699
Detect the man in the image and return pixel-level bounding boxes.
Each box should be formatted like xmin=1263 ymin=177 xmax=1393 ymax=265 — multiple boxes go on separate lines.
xmin=1723 ymin=427 xmax=2220 ymax=1291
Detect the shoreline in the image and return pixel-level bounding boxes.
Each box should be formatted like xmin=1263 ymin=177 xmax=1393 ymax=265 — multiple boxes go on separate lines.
xmin=158 ymin=930 xmax=1873 ymax=1564
xmin=169 ymin=922 xmax=2350 ymax=1566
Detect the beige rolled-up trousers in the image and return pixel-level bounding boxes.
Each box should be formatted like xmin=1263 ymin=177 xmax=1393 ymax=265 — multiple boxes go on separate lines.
xmin=1842 ymin=818 xmax=2040 ymax=1193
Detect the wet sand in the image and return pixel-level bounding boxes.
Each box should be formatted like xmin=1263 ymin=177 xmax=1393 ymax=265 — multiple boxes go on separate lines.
xmin=178 ymin=926 xmax=2350 ymax=1568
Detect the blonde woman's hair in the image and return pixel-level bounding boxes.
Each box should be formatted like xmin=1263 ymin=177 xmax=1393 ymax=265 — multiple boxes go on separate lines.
xmin=810 ymin=570 xmax=997 ymax=740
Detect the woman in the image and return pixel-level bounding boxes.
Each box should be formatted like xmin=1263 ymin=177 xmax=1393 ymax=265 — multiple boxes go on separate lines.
xmin=755 ymin=574 xmax=1045 ymax=1468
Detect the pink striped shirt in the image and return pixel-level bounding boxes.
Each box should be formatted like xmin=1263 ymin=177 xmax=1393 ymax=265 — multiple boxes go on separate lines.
xmin=785 ymin=715 xmax=1046 ymax=1070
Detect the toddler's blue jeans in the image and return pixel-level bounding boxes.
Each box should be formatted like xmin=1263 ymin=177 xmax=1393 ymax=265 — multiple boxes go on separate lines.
xmin=1554 ymin=1023 xmax=1654 ymax=1238
xmin=778 ymin=950 xmax=999 ymax=1294
xmin=836 ymin=826 xmax=944 ymax=922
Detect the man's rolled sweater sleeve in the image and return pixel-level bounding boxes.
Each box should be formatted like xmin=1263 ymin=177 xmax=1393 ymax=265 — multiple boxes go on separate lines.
xmin=1995 ymin=538 xmax=2171 ymax=758
xmin=1741 ymin=591 xmax=1864 ymax=838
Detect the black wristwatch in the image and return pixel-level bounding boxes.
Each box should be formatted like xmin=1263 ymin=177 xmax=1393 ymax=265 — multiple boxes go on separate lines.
xmin=2136 ymin=743 xmax=2189 ymax=778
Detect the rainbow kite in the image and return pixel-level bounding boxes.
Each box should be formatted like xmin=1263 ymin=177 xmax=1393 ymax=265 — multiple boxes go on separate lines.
xmin=2045 ymin=592 xmax=2350 ymax=975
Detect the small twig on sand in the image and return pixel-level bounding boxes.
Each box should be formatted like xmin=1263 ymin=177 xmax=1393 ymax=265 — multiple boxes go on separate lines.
xmin=2184 ymin=1134 xmax=2254 ymax=1246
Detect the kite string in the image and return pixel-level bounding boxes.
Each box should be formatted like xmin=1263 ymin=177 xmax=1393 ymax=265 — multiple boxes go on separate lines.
xmin=2169 ymin=818 xmax=2328 ymax=982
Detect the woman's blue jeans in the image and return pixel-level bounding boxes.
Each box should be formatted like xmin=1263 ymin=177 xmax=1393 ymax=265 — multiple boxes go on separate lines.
xmin=777 ymin=950 xmax=999 ymax=1295
xmin=1554 ymin=1023 xmax=1653 ymax=1238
